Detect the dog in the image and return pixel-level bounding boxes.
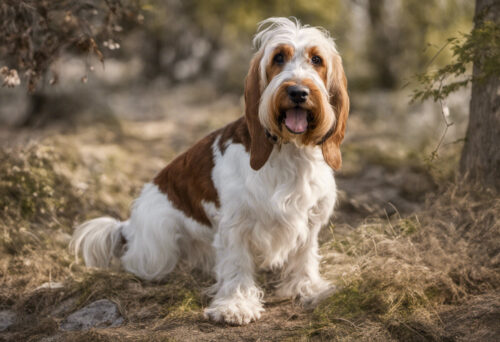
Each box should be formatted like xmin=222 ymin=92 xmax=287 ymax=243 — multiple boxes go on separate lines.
xmin=70 ymin=17 xmax=349 ymax=325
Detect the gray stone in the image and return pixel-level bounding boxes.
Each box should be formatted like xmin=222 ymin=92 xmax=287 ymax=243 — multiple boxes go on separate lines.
xmin=0 ymin=310 xmax=16 ymax=332
xmin=60 ymin=299 xmax=124 ymax=331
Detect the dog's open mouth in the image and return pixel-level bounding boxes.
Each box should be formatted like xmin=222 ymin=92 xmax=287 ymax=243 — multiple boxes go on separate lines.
xmin=283 ymin=107 xmax=310 ymax=134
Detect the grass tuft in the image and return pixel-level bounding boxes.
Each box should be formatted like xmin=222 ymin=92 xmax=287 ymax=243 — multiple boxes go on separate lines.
xmin=310 ymin=182 xmax=500 ymax=341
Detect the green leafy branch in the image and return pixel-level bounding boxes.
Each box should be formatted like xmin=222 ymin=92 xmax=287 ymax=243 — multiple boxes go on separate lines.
xmin=412 ymin=17 xmax=500 ymax=103
xmin=412 ymin=5 xmax=499 ymax=161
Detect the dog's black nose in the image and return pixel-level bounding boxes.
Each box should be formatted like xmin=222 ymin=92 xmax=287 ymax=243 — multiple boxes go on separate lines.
xmin=287 ymin=85 xmax=309 ymax=104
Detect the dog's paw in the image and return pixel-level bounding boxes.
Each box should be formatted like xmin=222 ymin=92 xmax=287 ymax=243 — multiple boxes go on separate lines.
xmin=204 ymin=299 xmax=264 ymax=325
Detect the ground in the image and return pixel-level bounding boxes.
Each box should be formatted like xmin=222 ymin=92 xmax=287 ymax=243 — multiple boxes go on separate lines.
xmin=0 ymin=82 xmax=499 ymax=341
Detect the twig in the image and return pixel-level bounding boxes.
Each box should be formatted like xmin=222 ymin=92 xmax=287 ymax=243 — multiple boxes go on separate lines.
xmin=331 ymin=317 xmax=358 ymax=328
xmin=443 ymin=137 xmax=466 ymax=146
xmin=383 ymin=208 xmax=396 ymax=236
xmin=429 ymin=78 xmax=454 ymax=160
xmin=424 ymin=39 xmax=453 ymax=70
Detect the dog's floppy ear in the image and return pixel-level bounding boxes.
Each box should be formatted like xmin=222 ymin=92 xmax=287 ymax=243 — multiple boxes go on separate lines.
xmin=322 ymin=55 xmax=349 ymax=170
xmin=245 ymin=53 xmax=273 ymax=170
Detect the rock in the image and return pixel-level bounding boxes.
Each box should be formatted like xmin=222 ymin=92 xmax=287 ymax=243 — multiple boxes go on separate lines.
xmin=0 ymin=310 xmax=16 ymax=332
xmin=60 ymin=299 xmax=124 ymax=331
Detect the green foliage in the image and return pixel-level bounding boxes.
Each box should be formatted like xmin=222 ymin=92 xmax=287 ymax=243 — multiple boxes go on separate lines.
xmin=412 ymin=11 xmax=500 ymax=102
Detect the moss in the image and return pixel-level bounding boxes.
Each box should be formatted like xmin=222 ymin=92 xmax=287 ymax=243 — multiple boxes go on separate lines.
xmin=0 ymin=146 xmax=82 ymax=224
xmin=309 ymin=279 xmax=438 ymax=341
xmin=162 ymin=287 xmax=201 ymax=318
xmin=330 ymin=239 xmax=352 ymax=254
xmin=0 ymin=146 xmax=85 ymax=256
xmin=314 ymin=284 xmax=388 ymax=322
xmin=394 ymin=216 xmax=420 ymax=236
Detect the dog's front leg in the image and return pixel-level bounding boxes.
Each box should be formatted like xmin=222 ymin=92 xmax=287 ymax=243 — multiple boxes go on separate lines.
xmin=277 ymin=218 xmax=335 ymax=307
xmin=204 ymin=228 xmax=263 ymax=325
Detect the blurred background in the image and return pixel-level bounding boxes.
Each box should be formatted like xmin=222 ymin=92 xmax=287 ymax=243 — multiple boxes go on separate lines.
xmin=0 ymin=0 xmax=478 ymax=231
xmin=3 ymin=2 xmax=500 ymax=341
xmin=0 ymin=0 xmax=473 ymax=140
xmin=0 ymin=0 xmax=476 ymax=218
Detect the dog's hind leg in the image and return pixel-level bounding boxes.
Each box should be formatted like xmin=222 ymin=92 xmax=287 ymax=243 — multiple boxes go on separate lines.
xmin=71 ymin=183 xmax=183 ymax=281
xmin=119 ymin=183 xmax=183 ymax=281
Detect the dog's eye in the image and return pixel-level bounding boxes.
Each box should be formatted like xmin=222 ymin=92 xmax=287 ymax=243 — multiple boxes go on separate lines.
xmin=273 ymin=53 xmax=285 ymax=64
xmin=311 ymin=55 xmax=322 ymax=65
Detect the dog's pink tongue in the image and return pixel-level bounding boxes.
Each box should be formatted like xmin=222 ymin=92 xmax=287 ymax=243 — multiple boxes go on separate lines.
xmin=285 ymin=108 xmax=308 ymax=133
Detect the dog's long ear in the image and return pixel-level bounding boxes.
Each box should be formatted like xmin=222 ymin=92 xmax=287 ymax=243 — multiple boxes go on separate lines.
xmin=322 ymin=55 xmax=349 ymax=170
xmin=245 ymin=53 xmax=273 ymax=170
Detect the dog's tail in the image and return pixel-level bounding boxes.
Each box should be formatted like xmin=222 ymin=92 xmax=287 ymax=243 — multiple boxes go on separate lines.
xmin=70 ymin=217 xmax=127 ymax=269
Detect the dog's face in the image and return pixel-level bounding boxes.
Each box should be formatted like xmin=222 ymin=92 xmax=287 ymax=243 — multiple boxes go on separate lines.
xmin=245 ymin=18 xmax=349 ymax=171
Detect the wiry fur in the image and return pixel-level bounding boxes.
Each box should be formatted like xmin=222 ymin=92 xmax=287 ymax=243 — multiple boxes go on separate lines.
xmin=257 ymin=19 xmax=336 ymax=139
xmin=70 ymin=217 xmax=124 ymax=269
xmin=209 ymin=139 xmax=336 ymax=310
xmin=70 ymin=17 xmax=348 ymax=326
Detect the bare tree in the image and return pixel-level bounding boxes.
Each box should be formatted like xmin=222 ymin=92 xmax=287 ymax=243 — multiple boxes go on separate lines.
xmin=0 ymin=0 xmax=139 ymax=91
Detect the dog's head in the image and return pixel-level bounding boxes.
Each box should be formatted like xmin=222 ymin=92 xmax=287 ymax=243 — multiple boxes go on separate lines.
xmin=244 ymin=17 xmax=349 ymax=171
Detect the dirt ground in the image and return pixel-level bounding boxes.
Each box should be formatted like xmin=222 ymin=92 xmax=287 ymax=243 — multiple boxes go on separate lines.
xmin=0 ymin=82 xmax=499 ymax=341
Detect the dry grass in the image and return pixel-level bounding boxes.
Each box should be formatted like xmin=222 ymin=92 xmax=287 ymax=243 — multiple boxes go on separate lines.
xmin=0 ymin=108 xmax=498 ymax=341
xmin=310 ymin=182 xmax=500 ymax=341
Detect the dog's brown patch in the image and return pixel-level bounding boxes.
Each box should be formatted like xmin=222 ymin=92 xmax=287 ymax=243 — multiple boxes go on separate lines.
xmin=246 ymin=52 xmax=274 ymax=170
xmin=322 ymin=55 xmax=349 ymax=170
xmin=306 ymin=46 xmax=327 ymax=85
xmin=154 ymin=118 xmax=254 ymax=227
xmin=270 ymin=78 xmax=328 ymax=146
xmin=154 ymin=132 xmax=220 ymax=227
xmin=266 ymin=44 xmax=294 ymax=82
xmin=218 ymin=117 xmax=252 ymax=154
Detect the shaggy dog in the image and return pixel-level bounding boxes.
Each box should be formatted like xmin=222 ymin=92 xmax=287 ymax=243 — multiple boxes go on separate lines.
xmin=71 ymin=17 xmax=349 ymax=325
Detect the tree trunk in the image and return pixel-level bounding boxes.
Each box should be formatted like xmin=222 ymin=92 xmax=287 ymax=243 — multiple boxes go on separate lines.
xmin=367 ymin=0 xmax=397 ymax=89
xmin=459 ymin=0 xmax=500 ymax=191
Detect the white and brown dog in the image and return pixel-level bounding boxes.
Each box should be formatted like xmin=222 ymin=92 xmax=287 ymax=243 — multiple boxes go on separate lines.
xmin=71 ymin=17 xmax=349 ymax=325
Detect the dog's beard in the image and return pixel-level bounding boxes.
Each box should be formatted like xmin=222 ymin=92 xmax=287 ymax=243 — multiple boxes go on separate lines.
xmin=259 ymin=79 xmax=335 ymax=146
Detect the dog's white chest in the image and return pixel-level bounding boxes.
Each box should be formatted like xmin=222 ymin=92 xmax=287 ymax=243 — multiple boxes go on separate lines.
xmin=212 ymin=141 xmax=336 ymax=269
